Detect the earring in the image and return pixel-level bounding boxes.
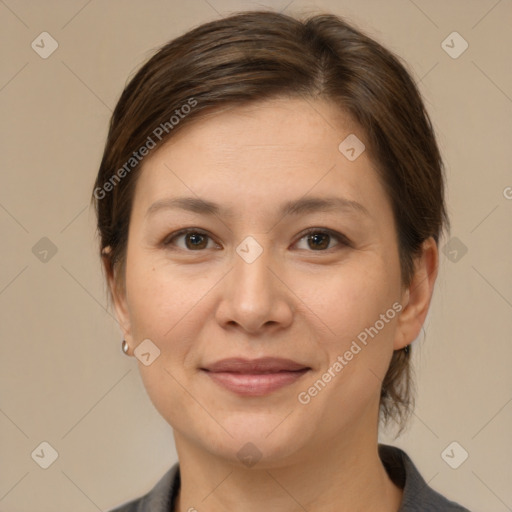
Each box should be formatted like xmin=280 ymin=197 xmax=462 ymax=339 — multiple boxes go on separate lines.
xmin=122 ymin=339 xmax=130 ymax=355
xmin=403 ymin=345 xmax=410 ymax=355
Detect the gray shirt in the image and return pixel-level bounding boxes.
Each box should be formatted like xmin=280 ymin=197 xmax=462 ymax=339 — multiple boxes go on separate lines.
xmin=108 ymin=444 xmax=471 ymax=511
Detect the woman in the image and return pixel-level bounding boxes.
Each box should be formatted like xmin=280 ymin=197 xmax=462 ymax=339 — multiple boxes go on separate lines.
xmin=93 ymin=10 xmax=471 ymax=512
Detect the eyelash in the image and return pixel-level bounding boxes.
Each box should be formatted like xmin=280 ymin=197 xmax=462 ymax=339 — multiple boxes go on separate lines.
xmin=162 ymin=227 xmax=351 ymax=252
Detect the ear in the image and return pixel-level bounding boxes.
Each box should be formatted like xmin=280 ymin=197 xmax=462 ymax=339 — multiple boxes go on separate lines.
xmin=394 ymin=237 xmax=439 ymax=350
xmin=102 ymin=248 xmax=134 ymax=349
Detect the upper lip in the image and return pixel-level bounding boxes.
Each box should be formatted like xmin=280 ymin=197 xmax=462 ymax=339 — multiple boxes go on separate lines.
xmin=201 ymin=357 xmax=310 ymax=373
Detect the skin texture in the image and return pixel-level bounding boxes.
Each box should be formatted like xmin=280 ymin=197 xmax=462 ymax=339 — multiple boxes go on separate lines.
xmin=107 ymin=98 xmax=438 ymax=511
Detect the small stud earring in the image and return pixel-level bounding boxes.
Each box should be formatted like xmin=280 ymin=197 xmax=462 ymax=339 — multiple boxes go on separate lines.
xmin=122 ymin=339 xmax=130 ymax=355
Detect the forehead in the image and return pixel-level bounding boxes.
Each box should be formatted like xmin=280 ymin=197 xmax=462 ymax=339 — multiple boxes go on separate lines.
xmin=131 ymin=97 xmax=391 ymax=225
xmin=157 ymin=97 xmax=363 ymax=165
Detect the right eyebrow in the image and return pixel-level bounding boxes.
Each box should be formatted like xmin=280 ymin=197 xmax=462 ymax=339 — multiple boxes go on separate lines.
xmin=146 ymin=196 xmax=234 ymax=218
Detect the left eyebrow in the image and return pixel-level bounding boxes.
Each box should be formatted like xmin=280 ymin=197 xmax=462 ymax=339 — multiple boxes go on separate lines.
xmin=279 ymin=196 xmax=370 ymax=217
xmin=145 ymin=195 xmax=370 ymax=219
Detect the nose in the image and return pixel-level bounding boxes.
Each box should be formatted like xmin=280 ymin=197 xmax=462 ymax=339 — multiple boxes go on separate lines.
xmin=214 ymin=241 xmax=294 ymax=335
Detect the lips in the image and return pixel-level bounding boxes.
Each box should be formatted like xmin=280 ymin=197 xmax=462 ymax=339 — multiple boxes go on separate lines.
xmin=200 ymin=357 xmax=311 ymax=396
xmin=201 ymin=357 xmax=309 ymax=373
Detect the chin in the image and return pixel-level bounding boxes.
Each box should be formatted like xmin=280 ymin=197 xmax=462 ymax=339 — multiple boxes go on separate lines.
xmin=201 ymin=413 xmax=315 ymax=469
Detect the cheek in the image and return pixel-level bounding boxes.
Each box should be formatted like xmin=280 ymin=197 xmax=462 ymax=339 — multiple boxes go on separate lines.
xmin=122 ymin=266 xmax=191 ymax=410
xmin=124 ymin=261 xmax=208 ymax=423
xmin=297 ymin=255 xmax=400 ymax=341
xmin=298 ymin=255 xmax=400 ymax=393
xmin=126 ymin=257 xmax=202 ymax=339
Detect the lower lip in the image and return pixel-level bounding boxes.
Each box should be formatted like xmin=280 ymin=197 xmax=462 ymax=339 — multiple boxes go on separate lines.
xmin=202 ymin=369 xmax=310 ymax=396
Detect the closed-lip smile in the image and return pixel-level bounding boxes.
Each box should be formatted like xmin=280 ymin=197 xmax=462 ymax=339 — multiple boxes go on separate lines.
xmin=201 ymin=357 xmax=311 ymax=396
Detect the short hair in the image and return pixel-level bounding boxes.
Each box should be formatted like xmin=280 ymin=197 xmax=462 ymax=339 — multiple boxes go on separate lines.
xmin=92 ymin=10 xmax=448 ymax=432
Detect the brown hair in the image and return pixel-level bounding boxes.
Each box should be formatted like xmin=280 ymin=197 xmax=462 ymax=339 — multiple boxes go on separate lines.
xmin=92 ymin=10 xmax=448 ymax=432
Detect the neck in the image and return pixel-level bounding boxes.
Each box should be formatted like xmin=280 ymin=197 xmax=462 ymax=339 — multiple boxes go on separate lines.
xmin=173 ymin=428 xmax=402 ymax=512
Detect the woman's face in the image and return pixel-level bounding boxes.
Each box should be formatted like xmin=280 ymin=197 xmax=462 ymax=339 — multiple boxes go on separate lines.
xmin=111 ymin=98 xmax=419 ymax=466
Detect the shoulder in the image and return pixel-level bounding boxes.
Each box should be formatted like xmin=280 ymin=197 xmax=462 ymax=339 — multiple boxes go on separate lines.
xmin=106 ymin=462 xmax=180 ymax=512
xmin=379 ymin=444 xmax=472 ymax=512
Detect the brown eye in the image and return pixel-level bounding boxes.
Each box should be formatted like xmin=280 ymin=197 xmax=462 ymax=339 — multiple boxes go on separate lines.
xmin=184 ymin=232 xmax=208 ymax=250
xmin=164 ymin=229 xmax=218 ymax=251
xmin=294 ymin=229 xmax=350 ymax=251
xmin=306 ymin=232 xmax=330 ymax=250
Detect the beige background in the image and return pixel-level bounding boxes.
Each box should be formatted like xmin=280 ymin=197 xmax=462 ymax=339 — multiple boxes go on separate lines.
xmin=1 ymin=0 xmax=511 ymax=510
